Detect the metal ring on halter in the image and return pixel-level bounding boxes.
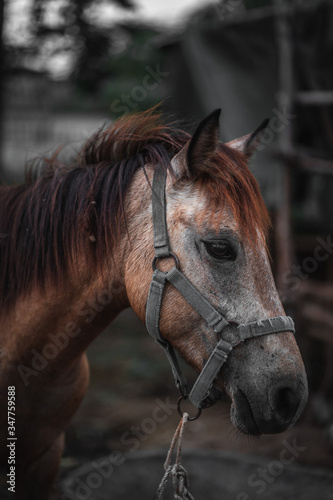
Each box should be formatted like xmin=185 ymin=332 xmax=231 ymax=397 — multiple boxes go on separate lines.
xmin=177 ymin=396 xmax=202 ymax=421
xmin=152 ymin=252 xmax=180 ymax=271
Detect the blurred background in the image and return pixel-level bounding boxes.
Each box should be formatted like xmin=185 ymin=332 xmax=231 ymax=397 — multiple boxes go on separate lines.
xmin=1 ymin=0 xmax=333 ymax=497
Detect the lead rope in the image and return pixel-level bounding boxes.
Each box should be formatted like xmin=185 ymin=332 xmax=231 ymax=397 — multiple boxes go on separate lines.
xmin=155 ymin=412 xmax=194 ymax=500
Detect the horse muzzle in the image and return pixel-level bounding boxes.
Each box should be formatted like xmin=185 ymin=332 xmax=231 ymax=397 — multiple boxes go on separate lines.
xmin=230 ymin=372 xmax=308 ymax=435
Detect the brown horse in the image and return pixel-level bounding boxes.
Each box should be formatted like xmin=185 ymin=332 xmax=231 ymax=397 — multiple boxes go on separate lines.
xmin=0 ymin=108 xmax=308 ymax=499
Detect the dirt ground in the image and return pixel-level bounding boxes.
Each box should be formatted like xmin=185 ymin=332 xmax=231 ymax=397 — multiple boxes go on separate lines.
xmin=54 ymin=309 xmax=333 ymax=497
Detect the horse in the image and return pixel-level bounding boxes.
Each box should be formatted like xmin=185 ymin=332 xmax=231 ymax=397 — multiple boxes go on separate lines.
xmin=0 ymin=107 xmax=308 ymax=499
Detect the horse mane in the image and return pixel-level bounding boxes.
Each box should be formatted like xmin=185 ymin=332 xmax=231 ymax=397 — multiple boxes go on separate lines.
xmin=0 ymin=107 xmax=270 ymax=310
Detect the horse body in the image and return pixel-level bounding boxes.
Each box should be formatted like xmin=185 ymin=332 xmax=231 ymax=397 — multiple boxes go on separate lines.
xmin=0 ymin=225 xmax=135 ymax=497
xmin=0 ymin=108 xmax=308 ymax=499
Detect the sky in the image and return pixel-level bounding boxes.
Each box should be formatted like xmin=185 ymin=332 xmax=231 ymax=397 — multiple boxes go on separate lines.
xmin=5 ymin=0 xmax=217 ymax=37
xmin=112 ymin=0 xmax=214 ymax=25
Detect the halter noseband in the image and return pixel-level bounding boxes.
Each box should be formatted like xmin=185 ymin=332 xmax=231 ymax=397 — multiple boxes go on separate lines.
xmin=145 ymin=163 xmax=295 ymax=409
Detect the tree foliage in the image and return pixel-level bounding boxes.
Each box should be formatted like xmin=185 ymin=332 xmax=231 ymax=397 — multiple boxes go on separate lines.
xmin=8 ymin=0 xmax=136 ymax=89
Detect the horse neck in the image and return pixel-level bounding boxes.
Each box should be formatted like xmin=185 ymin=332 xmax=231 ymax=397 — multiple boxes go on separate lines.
xmin=3 ymin=228 xmax=131 ymax=372
xmin=1 ymin=162 xmax=155 ymax=373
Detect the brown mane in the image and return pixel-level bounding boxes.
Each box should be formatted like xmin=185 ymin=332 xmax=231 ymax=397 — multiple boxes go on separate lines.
xmin=0 ymin=107 xmax=269 ymax=310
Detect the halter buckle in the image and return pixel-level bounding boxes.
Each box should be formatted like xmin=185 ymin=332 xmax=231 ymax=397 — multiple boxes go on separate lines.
xmin=152 ymin=252 xmax=180 ymax=272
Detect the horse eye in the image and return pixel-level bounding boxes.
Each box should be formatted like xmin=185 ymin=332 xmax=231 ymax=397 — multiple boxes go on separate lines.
xmin=204 ymin=241 xmax=234 ymax=260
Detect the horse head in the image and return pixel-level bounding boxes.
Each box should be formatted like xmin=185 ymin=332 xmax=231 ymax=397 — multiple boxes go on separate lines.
xmin=125 ymin=110 xmax=308 ymax=435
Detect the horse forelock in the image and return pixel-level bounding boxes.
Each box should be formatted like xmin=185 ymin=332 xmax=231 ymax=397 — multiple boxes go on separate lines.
xmin=193 ymin=143 xmax=271 ymax=250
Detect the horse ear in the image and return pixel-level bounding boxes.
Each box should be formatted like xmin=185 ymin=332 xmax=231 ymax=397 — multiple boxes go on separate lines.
xmin=226 ymin=119 xmax=270 ymax=158
xmin=170 ymin=109 xmax=221 ymax=180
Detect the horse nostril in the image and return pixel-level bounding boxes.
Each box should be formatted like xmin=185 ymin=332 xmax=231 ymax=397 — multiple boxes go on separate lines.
xmin=275 ymin=387 xmax=295 ymax=419
xmin=269 ymin=379 xmax=301 ymax=423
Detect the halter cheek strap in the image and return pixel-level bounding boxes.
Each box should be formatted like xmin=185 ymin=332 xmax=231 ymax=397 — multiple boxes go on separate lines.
xmin=145 ymin=163 xmax=295 ymax=409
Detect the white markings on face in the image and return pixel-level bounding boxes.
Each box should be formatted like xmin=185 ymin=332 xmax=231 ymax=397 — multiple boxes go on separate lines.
xmin=165 ymin=178 xmax=285 ymax=346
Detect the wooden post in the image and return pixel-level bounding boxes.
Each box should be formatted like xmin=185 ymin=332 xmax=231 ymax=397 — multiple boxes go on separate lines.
xmin=273 ymin=0 xmax=294 ymax=294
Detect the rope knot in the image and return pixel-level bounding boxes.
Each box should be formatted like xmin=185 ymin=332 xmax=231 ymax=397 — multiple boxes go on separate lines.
xmin=172 ymin=464 xmax=193 ymax=500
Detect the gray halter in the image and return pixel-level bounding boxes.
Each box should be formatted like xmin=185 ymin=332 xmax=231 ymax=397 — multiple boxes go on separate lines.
xmin=145 ymin=163 xmax=295 ymax=409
